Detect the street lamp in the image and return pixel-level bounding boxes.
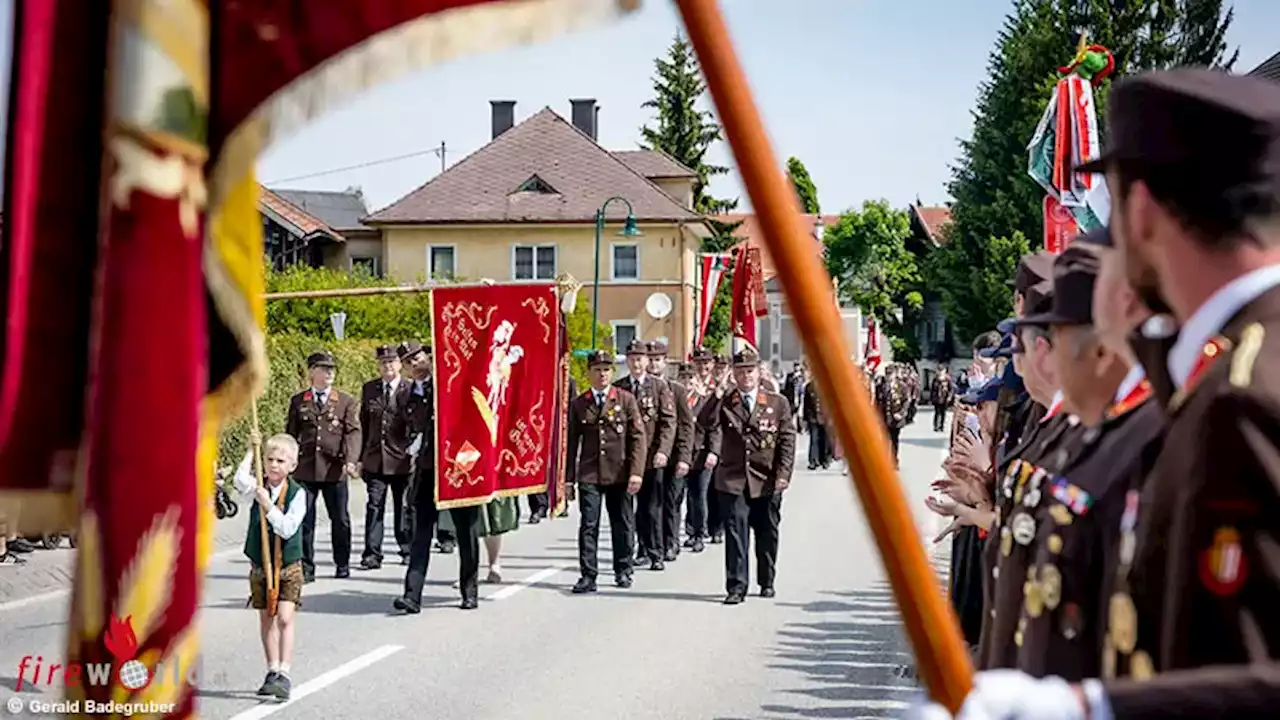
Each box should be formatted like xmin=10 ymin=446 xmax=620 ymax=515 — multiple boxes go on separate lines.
xmin=590 ymin=196 xmax=643 ymax=349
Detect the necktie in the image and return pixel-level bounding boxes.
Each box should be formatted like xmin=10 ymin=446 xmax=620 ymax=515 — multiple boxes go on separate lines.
xmin=383 ymin=382 xmax=391 ymax=406
xmin=596 ymin=392 xmax=604 ymax=408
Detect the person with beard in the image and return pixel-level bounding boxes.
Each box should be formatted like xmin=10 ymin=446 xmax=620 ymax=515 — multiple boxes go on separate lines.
xmin=647 ymin=341 xmax=695 ymax=561
xmin=922 ymin=69 xmax=1280 ymax=720
xmin=613 ymin=339 xmax=676 ymax=571
xmin=393 ymin=341 xmax=483 ymax=613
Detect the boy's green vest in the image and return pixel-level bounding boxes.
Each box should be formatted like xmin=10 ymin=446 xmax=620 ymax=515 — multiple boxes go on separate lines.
xmin=244 ymin=480 xmax=303 ymax=567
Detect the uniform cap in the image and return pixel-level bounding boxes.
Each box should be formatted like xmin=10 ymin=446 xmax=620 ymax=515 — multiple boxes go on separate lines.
xmin=397 ymin=340 xmax=430 ymax=361
xmin=1016 ymin=246 xmax=1100 ymax=328
xmin=732 ymin=349 xmax=761 ymax=368
xmin=375 ymin=344 xmax=397 ymax=361
xmin=647 ymin=340 xmax=669 ymax=357
xmin=624 ymin=339 xmax=648 ymax=356
xmin=587 ymin=350 xmax=614 ymax=368
xmin=307 ymin=352 xmax=337 ymax=368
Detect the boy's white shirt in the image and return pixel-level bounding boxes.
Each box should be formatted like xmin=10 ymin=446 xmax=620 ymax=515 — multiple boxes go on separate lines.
xmin=234 ymin=452 xmax=306 ymax=540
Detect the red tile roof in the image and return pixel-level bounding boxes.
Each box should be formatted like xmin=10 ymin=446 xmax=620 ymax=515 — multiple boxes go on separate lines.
xmin=612 ymin=149 xmax=698 ymax=178
xmin=260 ymin=187 xmax=345 ymax=241
xmin=911 ymin=205 xmax=952 ymax=245
xmin=719 ymin=212 xmax=839 ymax=280
xmin=366 ymin=108 xmax=703 ymax=225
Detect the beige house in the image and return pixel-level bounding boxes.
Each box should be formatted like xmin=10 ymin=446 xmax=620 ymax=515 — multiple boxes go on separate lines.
xmin=365 ymin=99 xmax=711 ymax=356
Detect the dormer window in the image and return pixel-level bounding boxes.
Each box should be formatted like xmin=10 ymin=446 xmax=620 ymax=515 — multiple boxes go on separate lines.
xmin=513 ymin=174 xmax=558 ymax=194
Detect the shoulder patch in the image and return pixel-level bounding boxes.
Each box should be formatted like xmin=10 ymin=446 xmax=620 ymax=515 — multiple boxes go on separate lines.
xmin=1229 ymin=322 xmax=1265 ymax=389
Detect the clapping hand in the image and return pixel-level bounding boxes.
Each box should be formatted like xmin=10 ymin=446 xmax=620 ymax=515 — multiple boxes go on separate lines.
xmin=952 ymin=430 xmax=991 ymax=472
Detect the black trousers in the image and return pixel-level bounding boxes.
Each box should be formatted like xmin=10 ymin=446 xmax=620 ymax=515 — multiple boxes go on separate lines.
xmin=528 ymin=492 xmax=550 ymax=518
xmin=577 ymin=483 xmax=635 ymax=579
xmin=634 ymin=467 xmax=665 ymax=562
xmin=707 ymin=468 xmax=724 ymax=537
xmin=403 ymin=487 xmax=482 ymax=604
xmin=662 ymin=470 xmax=687 ymax=554
xmin=300 ymin=479 xmax=352 ymax=575
xmin=719 ymin=490 xmax=782 ymax=595
xmin=807 ymin=423 xmax=830 ymax=468
xmin=362 ymin=472 xmax=409 ymax=562
xmin=684 ymin=466 xmax=712 ymax=538
xmin=933 ymin=404 xmax=948 ymax=432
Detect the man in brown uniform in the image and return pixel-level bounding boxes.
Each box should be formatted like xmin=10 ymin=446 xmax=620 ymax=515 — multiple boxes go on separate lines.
xmin=358 ymin=344 xmax=412 ymax=569
xmin=566 ymin=351 xmax=645 ymax=593
xmin=707 ymin=348 xmax=796 ymax=605
xmin=682 ymin=351 xmax=721 ymax=552
xmin=926 ymin=68 xmax=1280 ymax=720
xmin=613 ymin=338 xmax=676 ymax=571
xmin=285 ymin=351 xmax=361 ymax=582
xmin=648 ymin=341 xmax=695 ymax=561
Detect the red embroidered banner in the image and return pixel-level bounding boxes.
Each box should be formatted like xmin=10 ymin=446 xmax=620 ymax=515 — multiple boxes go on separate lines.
xmin=432 ymin=283 xmax=561 ymax=509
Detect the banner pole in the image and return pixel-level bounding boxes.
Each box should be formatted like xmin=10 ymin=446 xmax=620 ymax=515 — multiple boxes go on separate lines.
xmin=673 ymin=0 xmax=973 ymax=710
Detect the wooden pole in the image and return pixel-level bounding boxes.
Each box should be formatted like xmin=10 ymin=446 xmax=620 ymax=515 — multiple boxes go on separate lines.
xmin=250 ymin=402 xmax=278 ymax=616
xmin=673 ymin=0 xmax=973 ymax=710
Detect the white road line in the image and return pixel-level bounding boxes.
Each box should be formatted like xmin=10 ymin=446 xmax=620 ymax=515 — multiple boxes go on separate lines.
xmin=225 ymin=645 xmax=404 ymax=720
xmin=0 ymin=547 xmax=242 ymax=614
xmin=486 ymin=564 xmax=570 ymax=601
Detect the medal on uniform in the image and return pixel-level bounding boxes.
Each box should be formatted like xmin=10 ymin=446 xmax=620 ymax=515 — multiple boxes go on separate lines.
xmin=1047 ymin=532 xmax=1063 ymax=555
xmin=1014 ymin=616 xmax=1027 ymax=647
xmin=1023 ymin=570 xmax=1044 ymax=618
xmin=1108 ymin=592 xmax=1138 ymax=654
xmin=1129 ymin=650 xmax=1155 ymax=680
xmin=1000 ymin=525 xmax=1013 ymax=556
xmin=1040 ymin=564 xmax=1062 ymax=610
xmin=1012 ymin=512 xmax=1037 ymax=545
xmin=1048 ymin=504 xmax=1073 ymax=527
xmin=1023 ymin=468 xmax=1045 ymax=508
xmin=1061 ymin=602 xmax=1081 ymax=640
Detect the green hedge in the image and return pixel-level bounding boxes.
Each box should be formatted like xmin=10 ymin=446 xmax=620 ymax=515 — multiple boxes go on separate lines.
xmin=266 ymin=264 xmax=433 ymax=340
xmin=218 ymin=333 xmax=388 ymax=469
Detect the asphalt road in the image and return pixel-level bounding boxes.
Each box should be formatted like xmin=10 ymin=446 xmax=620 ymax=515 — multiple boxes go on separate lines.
xmin=0 ymin=410 xmax=952 ymax=720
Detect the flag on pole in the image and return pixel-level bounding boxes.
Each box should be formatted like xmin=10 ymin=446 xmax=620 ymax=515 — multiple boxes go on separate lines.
xmin=729 ymin=245 xmax=767 ymax=354
xmin=865 ymin=316 xmax=883 ymax=374
xmin=65 ymin=1 xmax=640 ymax=716
xmin=696 ymin=253 xmax=732 ymax=347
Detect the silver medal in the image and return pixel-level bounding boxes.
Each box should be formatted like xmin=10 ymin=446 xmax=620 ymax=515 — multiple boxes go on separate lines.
xmin=1023 ymin=488 xmax=1042 ymax=508
xmin=1012 ymin=512 xmax=1037 ymax=545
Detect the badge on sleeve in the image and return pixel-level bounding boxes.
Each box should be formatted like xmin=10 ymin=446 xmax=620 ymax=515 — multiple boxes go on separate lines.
xmin=1199 ymin=526 xmax=1248 ymax=596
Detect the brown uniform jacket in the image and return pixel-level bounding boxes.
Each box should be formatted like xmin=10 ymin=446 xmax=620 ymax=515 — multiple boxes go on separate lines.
xmin=707 ymin=387 xmax=796 ymax=498
xmin=668 ymin=379 xmax=696 ymax=472
xmin=358 ymin=377 xmax=412 ymax=476
xmin=613 ymin=374 xmax=676 ymax=469
xmin=566 ymin=386 xmax=645 ymax=486
xmin=1103 ymin=291 xmax=1280 ymax=718
xmin=399 ymin=378 xmax=436 ymax=501
xmin=802 ymin=381 xmax=825 ymax=425
xmin=1015 ymin=392 xmax=1164 ymax=682
xmin=978 ymin=407 xmax=1085 ymax=671
xmin=285 ymin=387 xmax=361 ymax=484
xmin=687 ymin=384 xmax=719 ymax=468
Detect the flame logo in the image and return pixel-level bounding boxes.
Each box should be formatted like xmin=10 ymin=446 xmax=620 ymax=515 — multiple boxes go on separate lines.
xmin=104 ymin=615 xmax=139 ymax=662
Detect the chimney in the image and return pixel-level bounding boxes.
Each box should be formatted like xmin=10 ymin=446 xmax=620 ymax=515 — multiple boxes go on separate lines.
xmin=570 ymin=98 xmax=598 ymax=141
xmin=490 ymin=100 xmax=515 ymax=139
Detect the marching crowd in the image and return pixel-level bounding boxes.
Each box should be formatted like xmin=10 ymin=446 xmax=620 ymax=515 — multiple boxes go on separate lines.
xmin=913 ymin=68 xmax=1280 ymax=719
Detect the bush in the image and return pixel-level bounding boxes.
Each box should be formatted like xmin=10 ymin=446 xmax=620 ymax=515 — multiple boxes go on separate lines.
xmin=266 ymin=264 xmax=433 ymax=340
xmin=218 ymin=333 xmax=386 ymax=469
xmin=565 ymin=291 xmax=612 ymax=391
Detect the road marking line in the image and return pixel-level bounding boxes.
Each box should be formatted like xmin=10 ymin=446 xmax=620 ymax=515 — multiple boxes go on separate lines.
xmin=0 ymin=547 xmax=243 ymax=614
xmin=486 ymin=564 xmax=570 ymax=601
xmin=226 ymin=645 xmax=404 ymax=720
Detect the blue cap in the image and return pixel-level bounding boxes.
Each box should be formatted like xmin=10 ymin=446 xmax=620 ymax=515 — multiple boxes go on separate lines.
xmin=960 ymin=375 xmax=1003 ymax=405
xmin=996 ymin=317 xmax=1016 ymax=335
xmin=979 ymin=332 xmax=1015 ymax=359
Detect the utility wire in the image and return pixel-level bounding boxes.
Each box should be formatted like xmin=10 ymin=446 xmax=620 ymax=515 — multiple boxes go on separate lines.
xmin=265 ymin=143 xmax=446 ymax=185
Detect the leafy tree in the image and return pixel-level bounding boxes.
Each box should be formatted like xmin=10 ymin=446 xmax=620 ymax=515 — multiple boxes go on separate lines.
xmin=265 ymin=263 xmax=434 ymax=340
xmin=786 ymin=157 xmax=820 ymax=214
xmin=640 ymin=32 xmax=744 ymax=352
xmin=824 ymin=200 xmax=925 ymax=361
xmin=928 ymin=0 xmax=1236 ymax=342
xmin=563 ymin=291 xmax=612 ymax=388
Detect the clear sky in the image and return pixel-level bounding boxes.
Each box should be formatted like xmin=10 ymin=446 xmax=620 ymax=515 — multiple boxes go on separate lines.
xmin=0 ymin=1 xmax=1277 ymax=213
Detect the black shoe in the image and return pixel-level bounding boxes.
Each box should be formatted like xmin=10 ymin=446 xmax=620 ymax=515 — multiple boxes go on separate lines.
xmin=664 ymin=549 xmax=678 ymax=562
xmin=270 ymin=673 xmax=291 ymax=701
xmin=8 ymin=538 xmax=35 ymax=554
xmin=359 ymin=557 xmax=381 ymax=570
xmin=572 ymin=577 xmax=597 ymax=594
xmin=683 ymin=535 xmax=697 ymax=549
xmin=393 ymin=596 xmax=421 ymax=614
xmin=556 ymin=508 xmax=569 ymax=518
xmin=0 ymin=552 xmax=27 ymax=565
xmin=303 ymin=571 xmax=316 ymax=585
xmin=615 ymin=573 xmax=633 ymax=589
xmin=692 ymin=539 xmax=706 ymax=553
xmin=335 ymin=567 xmax=350 ymax=579
xmin=649 ymin=559 xmax=665 ymax=571
xmin=710 ymin=533 xmax=724 ymax=544
xmin=256 ymin=671 xmax=279 ymax=696
xmin=808 ymin=464 xmax=818 ymax=471
xmin=529 ymin=514 xmax=542 ymax=525
xmin=437 ymin=541 xmax=456 ymax=554
xmin=400 ymin=553 xmax=410 ymax=566
xmin=723 ymin=591 xmax=745 ymax=605
xmin=460 ymin=595 xmax=479 ymax=610
xmin=760 ymin=586 xmax=776 ymax=598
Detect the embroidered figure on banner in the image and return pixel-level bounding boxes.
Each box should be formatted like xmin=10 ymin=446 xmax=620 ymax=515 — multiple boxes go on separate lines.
xmin=472 ymin=320 xmax=524 ymax=444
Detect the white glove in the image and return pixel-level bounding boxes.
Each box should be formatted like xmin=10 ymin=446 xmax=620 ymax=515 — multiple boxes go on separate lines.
xmin=905 ymin=671 xmax=1112 ymax=720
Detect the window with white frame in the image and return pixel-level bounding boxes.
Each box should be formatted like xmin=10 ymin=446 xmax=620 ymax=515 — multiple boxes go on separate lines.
xmin=610 ymin=321 xmax=639 ymax=356
xmin=351 ymin=255 xmax=379 ymax=276
xmin=513 ymin=245 xmax=556 ymax=280
xmin=428 ymin=245 xmax=456 ymax=279
xmin=611 ymin=243 xmax=639 ymax=280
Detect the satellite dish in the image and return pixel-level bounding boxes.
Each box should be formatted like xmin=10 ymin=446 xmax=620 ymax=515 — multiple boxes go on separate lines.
xmin=645 ymin=292 xmax=673 ymax=319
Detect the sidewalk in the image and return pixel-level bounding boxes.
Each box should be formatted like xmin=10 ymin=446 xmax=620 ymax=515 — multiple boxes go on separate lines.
xmin=0 ymin=480 xmax=372 ymax=607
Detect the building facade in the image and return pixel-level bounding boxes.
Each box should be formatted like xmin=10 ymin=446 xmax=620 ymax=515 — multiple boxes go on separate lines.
xmin=364 ymin=99 xmax=710 ymax=357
